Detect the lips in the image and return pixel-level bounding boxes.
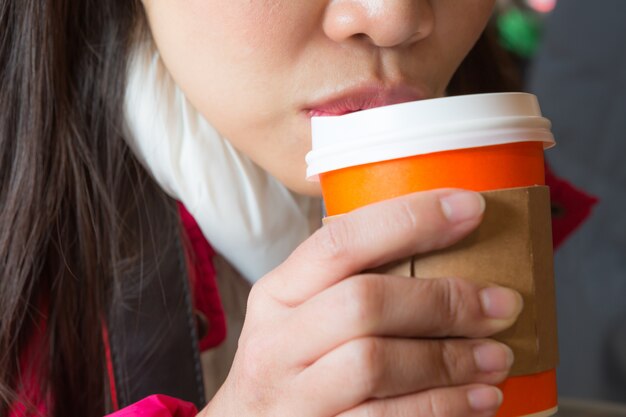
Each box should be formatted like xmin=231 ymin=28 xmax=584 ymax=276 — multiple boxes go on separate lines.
xmin=306 ymin=84 xmax=425 ymax=117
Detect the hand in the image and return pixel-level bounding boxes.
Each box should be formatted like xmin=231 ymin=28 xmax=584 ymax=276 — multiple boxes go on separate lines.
xmin=201 ymin=189 xmax=523 ymax=417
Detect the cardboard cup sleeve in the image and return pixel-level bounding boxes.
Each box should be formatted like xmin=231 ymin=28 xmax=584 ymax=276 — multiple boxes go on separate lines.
xmin=324 ymin=185 xmax=558 ymax=376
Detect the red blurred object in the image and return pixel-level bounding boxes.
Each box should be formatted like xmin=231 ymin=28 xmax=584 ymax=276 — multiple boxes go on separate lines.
xmin=527 ymin=0 xmax=557 ymax=13
xmin=178 ymin=204 xmax=227 ymax=351
xmin=545 ymin=164 xmax=598 ymax=249
xmin=105 ymin=395 xmax=197 ymax=417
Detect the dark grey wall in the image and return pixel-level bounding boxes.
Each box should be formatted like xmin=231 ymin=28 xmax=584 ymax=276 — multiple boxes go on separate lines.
xmin=528 ymin=0 xmax=626 ymax=403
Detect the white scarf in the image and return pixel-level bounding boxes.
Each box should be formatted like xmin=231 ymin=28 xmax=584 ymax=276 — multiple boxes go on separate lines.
xmin=123 ymin=42 xmax=322 ymax=283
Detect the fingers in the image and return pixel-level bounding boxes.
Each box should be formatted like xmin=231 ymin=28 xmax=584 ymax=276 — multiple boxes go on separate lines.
xmin=336 ymin=384 xmax=503 ymax=417
xmin=294 ymin=337 xmax=511 ymax=416
xmin=260 ymin=189 xmax=485 ymax=307
xmin=282 ymin=274 xmax=522 ymax=365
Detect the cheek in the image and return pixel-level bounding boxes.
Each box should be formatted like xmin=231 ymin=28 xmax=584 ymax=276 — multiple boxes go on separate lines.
xmin=143 ymin=0 xmax=319 ymax=192
xmin=144 ymin=1 xmax=308 ymax=130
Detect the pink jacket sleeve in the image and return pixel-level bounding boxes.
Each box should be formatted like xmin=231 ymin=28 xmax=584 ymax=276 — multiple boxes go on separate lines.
xmin=105 ymin=395 xmax=198 ymax=417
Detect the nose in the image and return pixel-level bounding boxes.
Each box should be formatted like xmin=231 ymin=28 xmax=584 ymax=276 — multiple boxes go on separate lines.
xmin=323 ymin=0 xmax=434 ymax=48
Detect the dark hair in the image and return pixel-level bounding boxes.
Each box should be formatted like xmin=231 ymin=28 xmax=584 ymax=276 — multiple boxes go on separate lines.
xmin=449 ymin=23 xmax=523 ymax=94
xmin=0 ymin=3 xmax=521 ymax=416
xmin=0 ymin=1 xmax=148 ymax=416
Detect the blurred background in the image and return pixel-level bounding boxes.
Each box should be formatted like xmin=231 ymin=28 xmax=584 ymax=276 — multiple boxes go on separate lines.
xmin=495 ymin=0 xmax=626 ymax=411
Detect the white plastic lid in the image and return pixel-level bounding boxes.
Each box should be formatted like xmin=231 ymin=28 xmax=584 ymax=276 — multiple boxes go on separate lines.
xmin=306 ymin=92 xmax=555 ymax=180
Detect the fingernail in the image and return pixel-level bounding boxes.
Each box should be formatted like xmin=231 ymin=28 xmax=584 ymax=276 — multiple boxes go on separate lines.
xmin=440 ymin=191 xmax=485 ymax=223
xmin=479 ymin=287 xmax=523 ymax=320
xmin=467 ymin=386 xmax=503 ymax=412
xmin=473 ymin=342 xmax=514 ymax=373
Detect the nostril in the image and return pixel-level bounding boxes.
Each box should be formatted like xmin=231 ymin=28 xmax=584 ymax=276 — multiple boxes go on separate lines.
xmin=322 ymin=0 xmax=434 ymax=48
xmin=350 ymin=32 xmax=379 ymax=46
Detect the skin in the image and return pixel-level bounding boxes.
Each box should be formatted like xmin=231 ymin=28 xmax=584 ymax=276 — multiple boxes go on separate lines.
xmin=141 ymin=1 xmax=523 ymax=416
xmin=143 ymin=0 xmax=495 ymax=195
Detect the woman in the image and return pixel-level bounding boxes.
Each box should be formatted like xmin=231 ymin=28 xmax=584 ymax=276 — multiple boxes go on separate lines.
xmin=1 ymin=1 xmax=544 ymax=416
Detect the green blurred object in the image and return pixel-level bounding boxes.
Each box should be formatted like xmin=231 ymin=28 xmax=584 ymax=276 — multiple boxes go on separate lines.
xmin=497 ymin=8 xmax=542 ymax=59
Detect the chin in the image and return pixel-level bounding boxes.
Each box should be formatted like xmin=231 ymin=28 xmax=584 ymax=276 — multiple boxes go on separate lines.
xmin=281 ymin=176 xmax=323 ymax=197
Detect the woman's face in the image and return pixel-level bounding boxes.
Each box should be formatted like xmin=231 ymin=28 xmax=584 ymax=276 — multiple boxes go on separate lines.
xmin=143 ymin=0 xmax=495 ymax=196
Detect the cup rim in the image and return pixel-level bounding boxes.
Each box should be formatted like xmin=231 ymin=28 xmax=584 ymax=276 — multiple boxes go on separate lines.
xmin=306 ymin=93 xmax=555 ymax=181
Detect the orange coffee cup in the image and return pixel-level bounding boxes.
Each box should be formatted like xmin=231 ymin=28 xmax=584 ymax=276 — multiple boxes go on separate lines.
xmin=306 ymin=93 xmax=558 ymax=417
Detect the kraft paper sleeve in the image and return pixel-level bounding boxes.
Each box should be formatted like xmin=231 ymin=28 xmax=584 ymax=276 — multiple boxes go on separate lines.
xmin=323 ymin=185 xmax=558 ymax=376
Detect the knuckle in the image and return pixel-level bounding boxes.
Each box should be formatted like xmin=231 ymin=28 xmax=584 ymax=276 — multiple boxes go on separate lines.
xmin=247 ymin=281 xmax=263 ymax=305
xmin=341 ymin=276 xmax=384 ymax=330
xmin=349 ymin=338 xmax=385 ymax=394
xmin=396 ymin=194 xmax=448 ymax=238
xmin=437 ymin=341 xmax=463 ymax=386
xmin=361 ymin=402 xmax=383 ymax=417
xmin=434 ymin=277 xmax=469 ymax=334
xmin=339 ymin=402 xmax=381 ymax=417
xmin=423 ymin=390 xmax=455 ymax=417
xmin=395 ymin=198 xmax=421 ymax=231
xmin=245 ymin=281 xmax=267 ymax=313
xmin=235 ymin=334 xmax=281 ymax=413
xmin=237 ymin=332 xmax=275 ymax=383
xmin=314 ymin=220 xmax=352 ymax=262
